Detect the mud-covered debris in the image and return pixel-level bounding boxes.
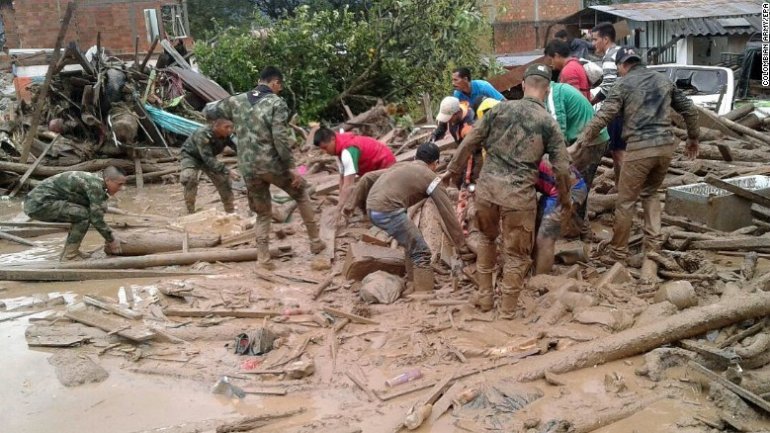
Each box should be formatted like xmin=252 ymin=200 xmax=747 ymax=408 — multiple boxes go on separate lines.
xmin=636 ymin=347 xmax=697 ymax=381
xmin=48 ymin=351 xmax=108 ymax=387
xmin=359 ymin=271 xmax=404 ymax=304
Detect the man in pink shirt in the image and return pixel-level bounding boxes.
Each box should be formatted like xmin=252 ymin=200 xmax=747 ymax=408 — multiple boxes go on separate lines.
xmin=544 ymin=39 xmax=591 ymax=100
xmin=314 ymin=127 xmax=396 ymax=222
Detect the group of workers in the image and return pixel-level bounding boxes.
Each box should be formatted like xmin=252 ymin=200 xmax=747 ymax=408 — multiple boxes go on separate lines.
xmin=22 ymin=22 xmax=701 ymax=319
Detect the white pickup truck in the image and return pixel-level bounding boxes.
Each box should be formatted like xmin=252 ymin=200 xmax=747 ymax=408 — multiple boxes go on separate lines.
xmin=647 ymin=64 xmax=735 ymax=115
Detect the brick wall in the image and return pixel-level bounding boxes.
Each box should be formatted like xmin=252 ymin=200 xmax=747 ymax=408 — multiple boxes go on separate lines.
xmin=493 ymin=0 xmax=581 ymax=53
xmin=2 ymin=0 xmax=182 ymax=54
xmin=494 ymin=21 xmax=562 ymax=53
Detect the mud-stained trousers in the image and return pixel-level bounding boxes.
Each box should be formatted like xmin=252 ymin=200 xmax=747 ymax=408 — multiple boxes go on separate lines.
xmin=570 ymin=139 xmax=608 ymax=239
xmin=243 ymin=171 xmax=319 ymax=253
xmin=369 ymin=209 xmax=431 ymax=269
xmin=24 ymin=200 xmax=95 ymax=246
xmin=180 ymin=165 xmax=234 ymax=214
xmin=609 ymin=153 xmax=671 ymax=260
xmin=475 ymin=196 xmax=536 ymax=313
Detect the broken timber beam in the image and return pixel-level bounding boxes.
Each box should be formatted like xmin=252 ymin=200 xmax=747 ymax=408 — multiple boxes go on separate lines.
xmin=0 ymin=268 xmax=208 ymax=282
xmin=705 ymin=175 xmax=770 ymax=210
xmin=498 ymin=291 xmax=770 ymax=382
xmin=10 ymin=135 xmax=60 ymax=197
xmin=65 ymin=303 xmax=155 ymax=342
xmin=343 ymin=242 xmax=405 ymax=281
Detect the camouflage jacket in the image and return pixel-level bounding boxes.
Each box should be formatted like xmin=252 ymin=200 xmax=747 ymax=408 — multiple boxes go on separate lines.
xmin=206 ymin=84 xmax=294 ymax=179
xmin=580 ymin=64 xmax=699 ymax=152
xmin=447 ymin=97 xmax=572 ymax=210
xmin=25 ymin=171 xmax=113 ymax=242
xmin=180 ymin=125 xmax=235 ymax=175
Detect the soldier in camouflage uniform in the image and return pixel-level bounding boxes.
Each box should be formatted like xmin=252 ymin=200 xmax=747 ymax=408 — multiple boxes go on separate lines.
xmin=205 ymin=66 xmax=325 ymax=270
xmin=24 ymin=167 xmax=126 ymax=260
xmin=576 ymin=47 xmax=699 ymax=266
xmin=180 ymin=118 xmax=237 ymax=214
xmin=445 ymin=64 xmax=572 ymax=316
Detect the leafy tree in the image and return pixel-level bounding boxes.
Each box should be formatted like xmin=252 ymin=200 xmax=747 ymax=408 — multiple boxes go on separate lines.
xmin=186 ymin=0 xmax=259 ymax=36
xmin=195 ymin=0 xmax=498 ymax=123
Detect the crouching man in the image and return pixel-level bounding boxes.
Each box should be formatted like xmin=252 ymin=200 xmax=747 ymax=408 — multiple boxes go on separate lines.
xmin=24 ymin=167 xmax=126 ymax=260
xmin=344 ymin=142 xmax=471 ymax=291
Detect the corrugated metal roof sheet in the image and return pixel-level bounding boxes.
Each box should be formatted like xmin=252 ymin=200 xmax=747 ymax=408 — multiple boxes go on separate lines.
xmin=591 ymin=0 xmax=761 ymax=22
xmin=666 ymin=15 xmax=761 ymax=36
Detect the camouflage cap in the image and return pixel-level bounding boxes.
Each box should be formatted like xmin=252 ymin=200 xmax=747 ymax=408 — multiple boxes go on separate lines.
xmin=524 ymin=64 xmax=552 ymax=80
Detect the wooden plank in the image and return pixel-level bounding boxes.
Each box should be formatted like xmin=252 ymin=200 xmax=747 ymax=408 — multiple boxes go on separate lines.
xmin=322 ymin=307 xmax=379 ymax=325
xmin=64 ymin=303 xmax=156 ymax=342
xmin=688 ymin=360 xmax=770 ymax=414
xmin=343 ymin=241 xmax=405 ymax=281
xmin=10 ymin=135 xmax=60 ymax=197
xmin=678 ymin=339 xmax=739 ymax=364
xmin=0 ymin=227 xmax=65 ymax=237
xmin=83 ymin=295 xmax=143 ymax=320
xmin=0 ymin=268 xmax=208 ymax=282
xmin=18 ymin=2 xmax=76 ymax=163
xmin=705 ymin=175 xmax=770 ymax=210
xmin=163 ymin=309 xmax=279 ymax=318
xmin=429 ymin=382 xmax=466 ymax=423
xmin=160 ymin=39 xmax=192 ymax=70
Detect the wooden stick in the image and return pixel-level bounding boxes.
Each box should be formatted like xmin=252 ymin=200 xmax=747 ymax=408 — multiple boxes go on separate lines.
xmin=18 ymin=3 xmax=75 ymax=163
xmin=312 ymin=274 xmax=337 ymax=300
xmin=322 ymin=307 xmax=379 ymax=325
xmin=133 ymin=35 xmax=140 ymax=65
xmin=0 ymin=230 xmax=35 ymax=246
xmin=345 ymin=369 xmax=377 ymax=402
xmin=83 ymin=295 xmax=142 ymax=320
xmin=689 ymin=360 xmax=770 ymax=414
xmin=140 ymin=36 xmax=159 ymax=72
xmin=10 ymin=135 xmax=60 ymax=197
xmin=134 ymin=157 xmax=144 ymax=189
xmin=705 ymin=175 xmax=770 ymax=209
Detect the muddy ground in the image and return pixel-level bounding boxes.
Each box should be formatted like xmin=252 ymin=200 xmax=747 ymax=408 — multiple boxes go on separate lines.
xmin=2 ymin=179 xmax=770 ymax=433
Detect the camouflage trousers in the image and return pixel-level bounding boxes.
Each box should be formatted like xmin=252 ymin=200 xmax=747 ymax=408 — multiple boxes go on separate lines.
xmin=474 ymin=197 xmax=536 ymax=303
xmin=179 ymin=165 xmax=234 ymax=214
xmin=243 ymin=171 xmax=319 ymax=248
xmin=24 ymin=199 xmax=92 ymax=246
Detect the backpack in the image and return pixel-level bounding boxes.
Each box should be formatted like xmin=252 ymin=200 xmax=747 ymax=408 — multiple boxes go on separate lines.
xmin=580 ymin=59 xmax=603 ymax=87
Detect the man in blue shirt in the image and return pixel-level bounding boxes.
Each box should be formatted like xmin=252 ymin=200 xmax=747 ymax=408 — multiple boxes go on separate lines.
xmin=451 ymin=67 xmax=505 ymax=108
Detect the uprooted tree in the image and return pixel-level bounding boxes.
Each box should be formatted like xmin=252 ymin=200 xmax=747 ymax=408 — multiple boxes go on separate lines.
xmin=194 ymin=0 xmax=499 ymax=122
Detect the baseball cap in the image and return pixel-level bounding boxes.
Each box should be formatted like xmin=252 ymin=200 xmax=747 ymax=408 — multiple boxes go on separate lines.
xmin=615 ymin=46 xmax=641 ymax=64
xmin=436 ymin=96 xmax=461 ymax=123
xmin=524 ymin=64 xmax=552 ymax=80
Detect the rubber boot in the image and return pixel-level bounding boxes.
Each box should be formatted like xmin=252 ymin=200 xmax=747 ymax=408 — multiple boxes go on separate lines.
xmin=60 ymin=242 xmax=87 ymax=261
xmin=499 ymin=273 xmax=523 ymax=318
xmin=223 ymin=200 xmax=235 ymax=214
xmin=640 ymin=258 xmax=658 ymax=284
xmin=413 ymin=267 xmax=434 ymax=292
xmin=473 ymin=271 xmax=494 ymax=312
xmin=298 ymin=200 xmax=325 ymax=254
xmin=256 ymin=241 xmax=275 ymax=271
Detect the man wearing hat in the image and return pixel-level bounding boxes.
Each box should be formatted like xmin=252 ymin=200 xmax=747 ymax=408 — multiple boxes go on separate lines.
xmin=444 ymin=64 xmax=572 ymax=316
xmin=431 ymin=96 xmax=475 ymax=143
xmin=575 ymin=47 xmax=699 ymax=269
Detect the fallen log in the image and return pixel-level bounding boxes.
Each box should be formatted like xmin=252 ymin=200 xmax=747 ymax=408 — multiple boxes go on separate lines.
xmin=111 ymin=229 xmax=220 ymax=256
xmin=43 ymin=247 xmax=290 ymax=270
xmin=215 ymin=408 xmax=306 ymax=433
xmin=498 ymin=291 xmax=770 ymax=382
xmin=0 ymin=268 xmax=208 ymax=281
xmin=698 ymin=106 xmax=770 ymax=145
xmin=690 ymin=237 xmax=770 ymax=251
xmin=0 ymin=159 xmax=168 ymax=177
xmin=724 ymin=104 xmax=755 ymax=121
